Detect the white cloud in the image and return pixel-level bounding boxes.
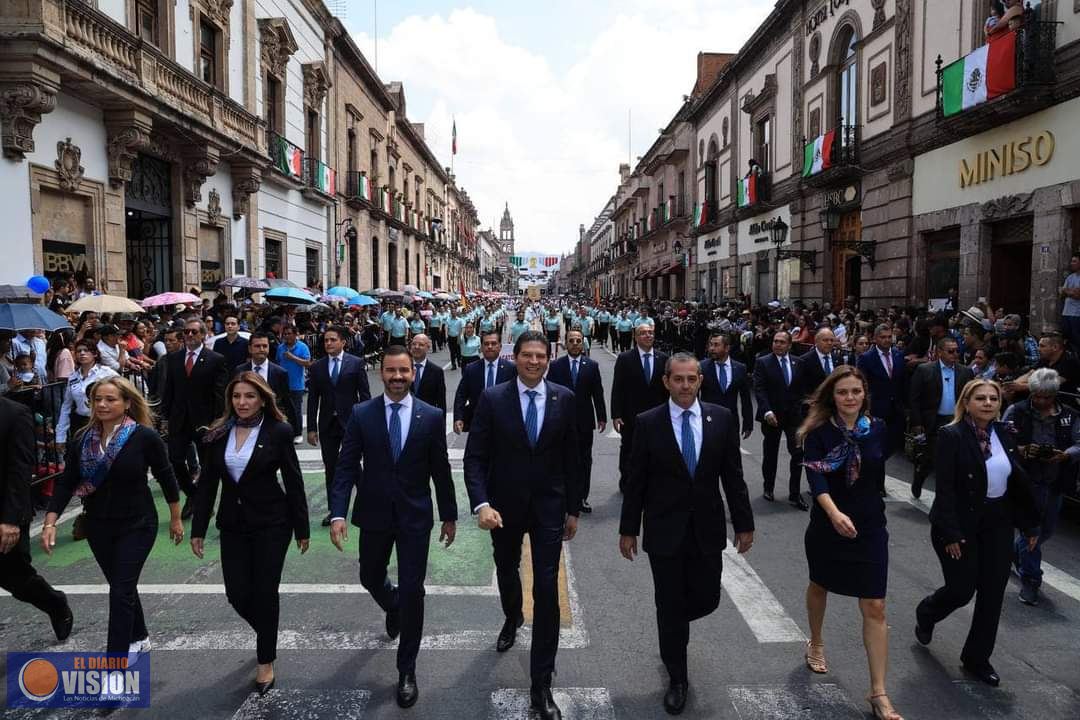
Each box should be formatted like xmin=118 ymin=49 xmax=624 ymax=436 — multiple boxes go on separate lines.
xmin=352 ymin=2 xmax=771 ymax=254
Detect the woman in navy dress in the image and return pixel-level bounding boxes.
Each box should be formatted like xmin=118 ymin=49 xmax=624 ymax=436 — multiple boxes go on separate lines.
xmin=797 ymin=366 xmax=902 ymax=720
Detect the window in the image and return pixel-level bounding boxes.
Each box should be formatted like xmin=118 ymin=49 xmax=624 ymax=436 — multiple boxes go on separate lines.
xmin=265 ymin=235 xmax=283 ymax=279
xmin=754 ymin=115 xmax=771 ymax=172
xmin=404 ymin=242 xmax=410 ymax=285
xmin=199 ymin=19 xmax=218 ymax=87
xmin=835 ymin=25 xmax=859 ymax=137
xmin=372 ymin=238 xmax=380 ymax=287
xmin=347 ymin=130 xmax=357 ymax=173
xmin=306 ymin=247 xmax=320 ymax=289
xmin=136 ymin=0 xmax=158 ymax=45
xmin=264 ymin=75 xmax=282 ymax=134
xmin=705 ymin=139 xmax=719 ymax=207
xmin=416 ymin=253 xmax=421 ymax=286
xmin=369 ymin=148 xmax=379 ymax=185
xmin=926 ymin=230 xmax=960 ymax=304
xmin=306 ymin=109 xmax=320 ymax=162
xmin=388 ymin=241 xmax=398 ymax=288
xmin=677 ymin=171 xmax=685 ymax=217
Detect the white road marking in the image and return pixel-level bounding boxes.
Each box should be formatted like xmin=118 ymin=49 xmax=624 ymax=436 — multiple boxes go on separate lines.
xmin=28 ymin=506 xmax=83 ymax=539
xmin=0 ymin=582 xmax=499 ymax=597
xmin=729 ymin=683 xmax=863 ymax=719
xmin=232 ymin=689 xmax=370 ymax=720
xmin=446 ymin=414 xmax=455 ymax=436
xmin=721 ymin=547 xmax=806 ymax=643
xmin=490 ymin=688 xmax=615 ymax=720
xmin=605 ymin=427 xmax=620 ymax=439
xmin=296 ymin=448 xmax=322 ymax=462
xmin=442 ymin=361 xmax=452 ymax=370
xmin=740 ymin=447 xmax=751 ymax=455
xmin=883 ymin=475 xmax=1080 ymax=605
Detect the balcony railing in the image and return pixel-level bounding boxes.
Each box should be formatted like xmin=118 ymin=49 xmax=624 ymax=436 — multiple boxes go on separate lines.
xmin=735 ymin=171 xmax=771 ymax=213
xmin=269 ymin=131 xmax=304 ymax=181
xmin=344 ymin=171 xmax=373 ymax=204
xmin=801 ymin=124 xmax=860 ymax=187
xmin=303 ymin=158 xmax=336 ymax=196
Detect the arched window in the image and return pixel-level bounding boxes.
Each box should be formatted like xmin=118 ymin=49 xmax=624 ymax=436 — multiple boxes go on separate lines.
xmin=704 ymin=138 xmax=720 ymax=211
xmin=834 ymin=24 xmax=858 ymax=136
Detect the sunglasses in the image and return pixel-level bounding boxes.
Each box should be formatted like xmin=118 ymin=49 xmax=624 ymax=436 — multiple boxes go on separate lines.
xmin=183 ymin=329 xmax=202 ymax=335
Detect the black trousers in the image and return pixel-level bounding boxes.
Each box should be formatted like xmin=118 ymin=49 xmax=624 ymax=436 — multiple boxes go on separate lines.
xmin=647 ymin=530 xmax=723 ymax=683
xmin=917 ymin=498 xmax=1013 ymax=666
xmin=546 ymin=330 xmax=559 ymax=357
xmin=220 ymin=524 xmax=292 ymax=664
xmin=915 ymin=415 xmax=953 ymax=484
xmin=578 ymin=430 xmax=595 ymax=502
xmin=319 ymin=422 xmax=345 ymax=508
xmin=86 ymin=515 xmax=156 ymax=653
xmin=0 ymin=524 xmax=68 ymax=620
xmin=619 ymin=331 xmax=632 ymax=352
xmin=760 ymin=418 xmax=803 ymax=498
xmin=597 ymin=323 xmax=609 ymax=345
xmin=167 ymin=425 xmax=204 ymax=497
xmin=358 ymin=528 xmax=431 ymax=674
xmin=617 ymin=422 xmax=638 ymax=492
xmin=448 ymin=337 xmax=461 ymax=368
xmin=491 ymin=515 xmax=564 ymax=683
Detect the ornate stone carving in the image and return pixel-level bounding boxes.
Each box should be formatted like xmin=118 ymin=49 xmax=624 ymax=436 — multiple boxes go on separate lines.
xmin=302 ymin=62 xmax=331 ymax=109
xmin=258 ymin=18 xmax=298 ymax=79
xmin=193 ymin=0 xmax=233 ymax=28
xmin=207 ymin=188 xmax=222 ymax=224
xmin=0 ymin=83 xmax=57 ymax=159
xmin=870 ymin=0 xmax=887 ymax=30
xmin=871 ymin=62 xmax=888 ymax=106
xmin=181 ymin=149 xmax=220 ymax=207
xmin=106 ymin=126 xmax=151 ymax=188
xmin=231 ymin=177 xmax=260 ymax=220
xmin=893 ymin=0 xmax=913 ymax=124
xmin=741 ymin=74 xmax=777 ymax=116
xmin=791 ymin=28 xmax=805 ymax=169
xmin=55 ymin=138 xmax=85 ymax=192
xmin=809 ymin=32 xmax=821 ymax=77
xmin=981 ymin=193 xmax=1033 ymax=221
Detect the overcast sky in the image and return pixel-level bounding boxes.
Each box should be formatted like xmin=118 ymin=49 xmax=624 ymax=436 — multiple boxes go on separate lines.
xmin=342 ymin=1 xmax=772 ymax=255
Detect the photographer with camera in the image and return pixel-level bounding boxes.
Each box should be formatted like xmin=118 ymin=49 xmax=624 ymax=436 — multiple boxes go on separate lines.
xmin=1002 ymin=368 xmax=1080 ymax=606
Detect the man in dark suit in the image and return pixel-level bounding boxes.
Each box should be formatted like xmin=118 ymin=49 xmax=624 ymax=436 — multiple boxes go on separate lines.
xmin=409 ymin=333 xmax=446 ymax=413
xmin=307 ymin=325 xmax=371 ymax=526
xmin=547 ymin=328 xmax=607 ymax=513
xmin=212 ymin=313 xmax=249 ymax=374
xmin=234 ymin=331 xmax=290 ymax=416
xmin=752 ymin=330 xmax=808 ymax=510
xmin=162 ymin=317 xmax=228 ymax=518
xmin=908 ymin=336 xmax=973 ymax=498
xmin=464 ymin=330 xmax=581 ymax=720
xmin=699 ymin=332 xmax=753 ymax=439
xmin=797 ymin=327 xmax=845 ymax=404
xmin=620 ymin=353 xmax=754 ymax=715
xmin=0 ymin=396 xmax=73 ymax=641
xmin=611 ymin=323 xmax=669 ymax=492
xmin=330 ymin=345 xmax=456 ymax=709
xmin=856 ymin=324 xmax=909 ymax=493
xmin=453 ymin=330 xmax=516 ymax=434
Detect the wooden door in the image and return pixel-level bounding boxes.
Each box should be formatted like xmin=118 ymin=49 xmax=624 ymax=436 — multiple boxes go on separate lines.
xmin=831 ymin=210 xmax=862 ymax=303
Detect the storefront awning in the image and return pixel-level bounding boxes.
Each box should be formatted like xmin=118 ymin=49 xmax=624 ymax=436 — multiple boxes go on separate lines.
xmin=656 ymin=262 xmax=684 ymax=276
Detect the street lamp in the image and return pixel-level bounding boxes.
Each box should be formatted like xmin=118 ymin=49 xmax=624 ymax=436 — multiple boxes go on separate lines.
xmin=769 ymin=216 xmax=789 ymax=301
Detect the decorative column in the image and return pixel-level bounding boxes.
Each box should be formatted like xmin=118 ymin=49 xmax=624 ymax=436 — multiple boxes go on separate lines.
xmin=0 ymin=65 xmax=60 ymax=159
xmin=105 ymin=109 xmax=153 ymax=187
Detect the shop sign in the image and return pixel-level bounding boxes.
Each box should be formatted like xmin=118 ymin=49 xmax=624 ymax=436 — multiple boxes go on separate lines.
xmin=201 ymin=260 xmax=223 ymax=291
xmin=823 ymin=184 xmax=860 ymax=208
xmin=960 ymin=131 xmax=1054 ymax=189
xmin=42 ymin=239 xmax=89 ymax=277
xmin=806 ymin=0 xmax=850 ymax=36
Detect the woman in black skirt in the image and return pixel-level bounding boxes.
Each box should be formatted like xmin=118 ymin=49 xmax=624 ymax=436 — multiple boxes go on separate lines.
xmin=798 ymin=366 xmax=902 ymax=720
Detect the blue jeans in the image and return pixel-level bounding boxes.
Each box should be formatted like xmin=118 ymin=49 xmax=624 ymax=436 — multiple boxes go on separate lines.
xmin=1064 ymin=315 xmax=1080 ymax=356
xmin=1015 ymin=483 xmax=1062 ymax=588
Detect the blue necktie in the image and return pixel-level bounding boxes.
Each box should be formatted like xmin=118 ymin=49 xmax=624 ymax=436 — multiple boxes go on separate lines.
xmin=330 ymin=356 xmax=340 ymax=385
xmin=681 ymin=409 xmax=697 ymax=476
xmin=643 ymin=353 xmax=652 ymax=382
xmin=487 ymin=362 xmax=495 ymax=389
xmin=824 ymin=354 xmax=832 ymax=374
xmin=717 ymin=362 xmax=727 ymax=392
xmin=525 ymin=390 xmax=539 ymax=447
xmin=389 ymin=402 xmax=403 ymax=462
xmin=781 ymin=356 xmax=790 ymax=386
xmin=413 ymin=363 xmax=422 ymax=392
xmin=571 ymin=359 xmax=579 ymax=387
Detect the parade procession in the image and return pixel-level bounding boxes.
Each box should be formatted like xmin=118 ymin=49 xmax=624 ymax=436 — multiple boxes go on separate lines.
xmin=2 ymin=1 xmax=1080 ymax=718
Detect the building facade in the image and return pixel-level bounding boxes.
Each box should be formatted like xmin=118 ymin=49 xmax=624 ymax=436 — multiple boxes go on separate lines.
xmin=583 ymin=196 xmax=615 ymax=299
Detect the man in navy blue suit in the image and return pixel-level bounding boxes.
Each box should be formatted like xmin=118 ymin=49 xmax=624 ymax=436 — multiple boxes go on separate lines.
xmin=464 ymin=330 xmax=581 ymax=720
xmin=611 ymin=323 xmax=669 ymax=492
xmin=233 ymin=332 xmax=290 ymax=417
xmin=329 ymin=345 xmax=456 ymax=709
xmin=752 ymin=330 xmax=809 ymax=510
xmin=856 ymin=324 xmax=907 ymax=493
xmin=453 ymin=329 xmax=516 ymax=434
xmin=307 ymin=325 xmax=371 ymax=526
xmin=699 ymin=332 xmax=753 ymax=440
xmin=409 ymin=333 xmax=446 ymax=413
xmin=547 ymin=328 xmax=607 ymax=513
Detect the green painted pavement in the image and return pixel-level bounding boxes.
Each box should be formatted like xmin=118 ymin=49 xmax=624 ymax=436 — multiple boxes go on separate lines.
xmin=30 ymin=471 xmax=494 ymax=587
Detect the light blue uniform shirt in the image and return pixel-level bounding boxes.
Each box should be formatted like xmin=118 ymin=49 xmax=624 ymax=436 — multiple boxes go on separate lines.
xmin=938 ymin=361 xmax=957 ymax=416
xmin=459 ymin=334 xmax=481 ymax=357
xmin=446 ymin=317 xmax=464 ymax=337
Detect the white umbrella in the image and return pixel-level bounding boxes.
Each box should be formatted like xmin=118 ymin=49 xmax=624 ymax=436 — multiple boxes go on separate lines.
xmin=68 ymin=294 xmax=145 ymax=314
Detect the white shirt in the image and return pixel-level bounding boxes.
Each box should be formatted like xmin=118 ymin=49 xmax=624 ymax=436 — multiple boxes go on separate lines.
xmin=816 ymin=350 xmax=834 ymax=373
xmin=669 ymin=399 xmax=702 ymax=467
xmin=384 ymin=393 xmax=413 ymax=447
xmin=56 ymin=364 xmax=119 ymax=443
xmin=637 ymin=346 xmax=655 ymax=381
xmin=97 ymin=340 xmax=121 ymax=371
xmin=250 ymin=361 xmax=270 ymax=381
xmin=517 ymin=378 xmax=547 ymax=434
xmin=413 ymin=358 xmax=426 ymax=386
xmin=327 ymin=351 xmax=345 ymax=380
xmin=712 ymin=357 xmax=733 ymax=389
xmin=184 ymin=345 xmax=203 ymax=365
xmin=877 ymin=347 xmax=893 ymax=376
xmin=483 ymin=359 xmax=500 ymax=387
xmin=225 ymin=420 xmax=262 ymax=483
xmin=985 ymin=428 xmax=1010 ymax=499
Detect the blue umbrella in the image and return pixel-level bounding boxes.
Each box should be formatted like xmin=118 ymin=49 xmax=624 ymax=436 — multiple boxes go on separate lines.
xmin=347 ymin=294 xmax=379 ymax=307
xmin=417 ymin=291 xmax=434 ymax=299
xmin=265 ymin=287 xmax=318 ymax=305
xmin=0 ymin=303 xmax=71 ymax=332
xmin=328 ymin=286 xmax=360 ymax=299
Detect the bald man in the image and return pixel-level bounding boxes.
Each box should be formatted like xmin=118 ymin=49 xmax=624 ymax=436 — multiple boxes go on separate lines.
xmin=797 ymin=327 xmax=846 ymax=407
xmin=410 ymin=334 xmax=446 ymax=413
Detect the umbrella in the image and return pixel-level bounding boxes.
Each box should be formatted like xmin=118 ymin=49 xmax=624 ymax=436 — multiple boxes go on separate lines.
xmin=307 ymin=303 xmax=336 ymax=315
xmin=402 ymin=284 xmax=420 ymax=294
xmin=141 ymin=292 xmax=201 ymax=308
xmin=417 ymin=291 xmax=434 ymax=299
xmin=362 ymin=288 xmax=391 ymax=297
xmin=0 ymin=284 xmax=42 ymax=301
xmin=433 ymin=292 xmax=453 ymax=300
xmin=266 ymin=278 xmax=300 ymax=289
xmin=265 ymin=287 xmax=317 ymax=305
xmin=220 ymin=276 xmax=271 ymax=291
xmin=327 ymin=286 xmax=360 ymax=299
xmin=347 ymin=295 xmax=379 ymax=307
xmin=67 ymin=294 xmax=145 ymax=314
xmin=0 ymin=303 xmax=70 ymax=332
xmin=380 ymin=292 xmax=406 ymax=302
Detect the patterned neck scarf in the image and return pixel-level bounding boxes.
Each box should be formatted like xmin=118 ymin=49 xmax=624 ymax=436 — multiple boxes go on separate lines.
xmin=76 ymin=416 xmax=138 ymax=497
xmin=803 ymin=414 xmax=872 ymax=487
xmin=203 ymin=411 xmax=264 ymax=444
xmin=965 ymin=415 xmax=993 ymax=460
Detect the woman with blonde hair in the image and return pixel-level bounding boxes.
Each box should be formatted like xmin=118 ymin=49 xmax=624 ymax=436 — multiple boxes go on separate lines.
xmin=191 ymin=371 xmax=309 ymax=695
xmin=41 ymin=376 xmax=183 ymax=659
xmin=797 ymin=366 xmax=901 ymax=720
xmin=915 ymin=378 xmax=1039 ymax=687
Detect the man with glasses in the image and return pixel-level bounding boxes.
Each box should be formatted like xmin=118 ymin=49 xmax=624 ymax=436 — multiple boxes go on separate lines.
xmin=908 ymin=337 xmax=974 ymax=498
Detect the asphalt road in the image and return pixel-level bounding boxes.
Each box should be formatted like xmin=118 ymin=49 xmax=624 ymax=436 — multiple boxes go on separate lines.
xmin=3 ymin=337 xmax=1080 ymax=719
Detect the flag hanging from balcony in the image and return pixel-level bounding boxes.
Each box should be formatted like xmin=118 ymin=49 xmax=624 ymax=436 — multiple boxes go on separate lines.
xmin=941 ymin=31 xmax=1016 ymax=117
xmin=358 ymin=174 xmax=370 ymax=200
xmin=802 ymin=129 xmax=836 ymax=177
xmin=737 ymin=175 xmax=757 ymax=208
xmin=314 ymin=163 xmax=335 ymax=194
xmin=663 ymin=202 xmax=672 ymax=223
xmin=693 ymin=203 xmax=708 ymax=228
xmin=275 ymin=141 xmax=303 ymax=178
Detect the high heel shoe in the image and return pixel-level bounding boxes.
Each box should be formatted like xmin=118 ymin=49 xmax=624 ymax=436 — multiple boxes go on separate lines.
xmin=804 ymin=640 xmax=827 ymax=674
xmin=255 ymin=675 xmax=275 ymax=696
xmin=867 ymin=693 xmax=903 ymax=720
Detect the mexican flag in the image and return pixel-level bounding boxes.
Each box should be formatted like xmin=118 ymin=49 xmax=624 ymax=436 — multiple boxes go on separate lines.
xmin=941 ymin=31 xmax=1016 ymax=117
xmin=694 ymin=202 xmax=708 ymax=227
xmin=314 ymin=163 xmax=335 ymax=194
xmin=358 ymin=174 xmax=370 ymax=200
xmin=275 ymin=141 xmax=303 ymax=178
xmin=802 ymin=129 xmax=836 ymax=177
xmin=663 ymin=202 xmax=671 ymax=223
xmin=737 ymin=176 xmax=757 ymax=208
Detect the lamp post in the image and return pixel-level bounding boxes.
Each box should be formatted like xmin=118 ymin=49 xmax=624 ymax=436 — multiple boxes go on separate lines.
xmin=768 ymin=216 xmax=789 ymax=301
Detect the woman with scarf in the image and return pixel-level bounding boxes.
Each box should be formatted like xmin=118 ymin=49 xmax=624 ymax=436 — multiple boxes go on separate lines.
xmin=190 ymin=371 xmax=309 ymax=695
xmin=797 ymin=366 xmax=901 ymax=720
xmin=915 ymin=378 xmax=1039 ymax=687
xmin=41 ymin=376 xmax=183 ymax=659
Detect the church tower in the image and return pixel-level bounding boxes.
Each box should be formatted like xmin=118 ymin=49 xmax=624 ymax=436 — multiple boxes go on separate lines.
xmin=499 ymin=202 xmax=515 ymax=255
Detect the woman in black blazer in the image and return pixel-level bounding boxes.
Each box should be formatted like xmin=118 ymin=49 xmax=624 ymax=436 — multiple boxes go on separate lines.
xmin=191 ymin=371 xmax=309 ymax=695
xmin=42 ymin=376 xmax=183 ymax=657
xmin=915 ymin=378 xmax=1039 ymax=687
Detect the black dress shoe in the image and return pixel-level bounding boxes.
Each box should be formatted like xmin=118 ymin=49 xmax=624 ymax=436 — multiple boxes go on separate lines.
xmin=386 ymin=609 xmax=400 ymax=640
xmin=529 ymin=685 xmax=562 ymax=720
xmin=396 ymin=673 xmax=418 ymax=708
xmin=914 ymin=621 xmax=933 ymax=646
xmin=789 ymin=495 xmax=809 ymax=511
xmin=496 ymin=613 xmax=524 ymax=652
xmin=962 ymin=661 xmax=1000 ymax=687
xmin=321 ymin=514 xmax=332 ymax=527
xmin=763 ymin=491 xmax=775 ymax=502
xmin=180 ymin=498 xmax=194 ymax=521
xmin=254 ymin=676 xmax=275 ymax=696
xmin=580 ymin=500 xmax=592 ymax=514
xmin=50 ymin=601 xmax=74 ymax=642
xmin=664 ymin=680 xmax=688 ymax=715
xmin=911 ymin=478 xmax=924 ymax=499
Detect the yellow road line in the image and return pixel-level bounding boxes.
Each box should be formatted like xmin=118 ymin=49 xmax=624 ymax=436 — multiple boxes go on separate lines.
xmin=520 ymin=535 xmax=572 ymax=628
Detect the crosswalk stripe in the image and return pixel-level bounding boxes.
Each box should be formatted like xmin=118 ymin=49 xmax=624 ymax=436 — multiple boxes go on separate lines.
xmin=490 ymin=688 xmax=615 ymax=720
xmin=721 ymin=547 xmax=806 ymax=643
xmin=883 ymin=475 xmax=1080 ymax=605
xmin=232 ymin=690 xmax=371 ymax=720
xmin=0 ymin=582 xmax=499 ymax=597
xmin=729 ymin=683 xmax=863 ymax=719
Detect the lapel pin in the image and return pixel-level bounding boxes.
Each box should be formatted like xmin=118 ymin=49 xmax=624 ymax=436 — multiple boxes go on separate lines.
xmin=706 ymin=415 xmax=712 ymax=423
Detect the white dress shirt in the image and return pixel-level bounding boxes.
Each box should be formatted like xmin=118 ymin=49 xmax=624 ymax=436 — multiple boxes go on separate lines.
xmin=637 ymin=346 xmax=655 ymax=381
xmin=817 ymin=350 xmax=834 ymax=374
xmin=225 ymin=420 xmax=262 ymax=483
xmin=384 ymin=393 xmax=413 ymax=446
xmin=517 ymin=378 xmax=547 ymax=434
xmin=414 ymin=359 xmax=426 ymax=387
xmin=985 ymin=428 xmax=1010 ymax=499
xmin=97 ymin=340 xmax=122 ymax=372
xmin=877 ymin=347 xmax=893 ymax=377
xmin=56 ymin=364 xmax=119 ymax=443
xmin=669 ymin=399 xmax=703 ymax=466
xmin=184 ymin=344 xmax=203 ymax=366
xmin=250 ymin=361 xmax=270 ymax=381
xmin=484 ymin=359 xmax=500 ymax=387
xmin=713 ymin=357 xmax=733 ymax=390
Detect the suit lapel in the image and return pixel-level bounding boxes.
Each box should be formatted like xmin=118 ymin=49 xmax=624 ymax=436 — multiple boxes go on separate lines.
xmin=399 ymin=404 xmax=425 ymax=460
xmin=235 ymin=422 xmax=271 ymax=485
xmin=505 ymin=383 xmax=530 ymax=447
xmin=372 ymin=396 xmax=393 ymax=460
xmin=536 ymin=387 xmax=560 ymax=448
xmin=662 ymin=406 xmax=692 ymax=481
xmin=695 ymin=408 xmax=719 ymax=482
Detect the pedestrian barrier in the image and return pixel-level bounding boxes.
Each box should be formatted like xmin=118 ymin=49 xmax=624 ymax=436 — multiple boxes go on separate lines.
xmin=6 ymin=381 xmax=65 ymax=488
